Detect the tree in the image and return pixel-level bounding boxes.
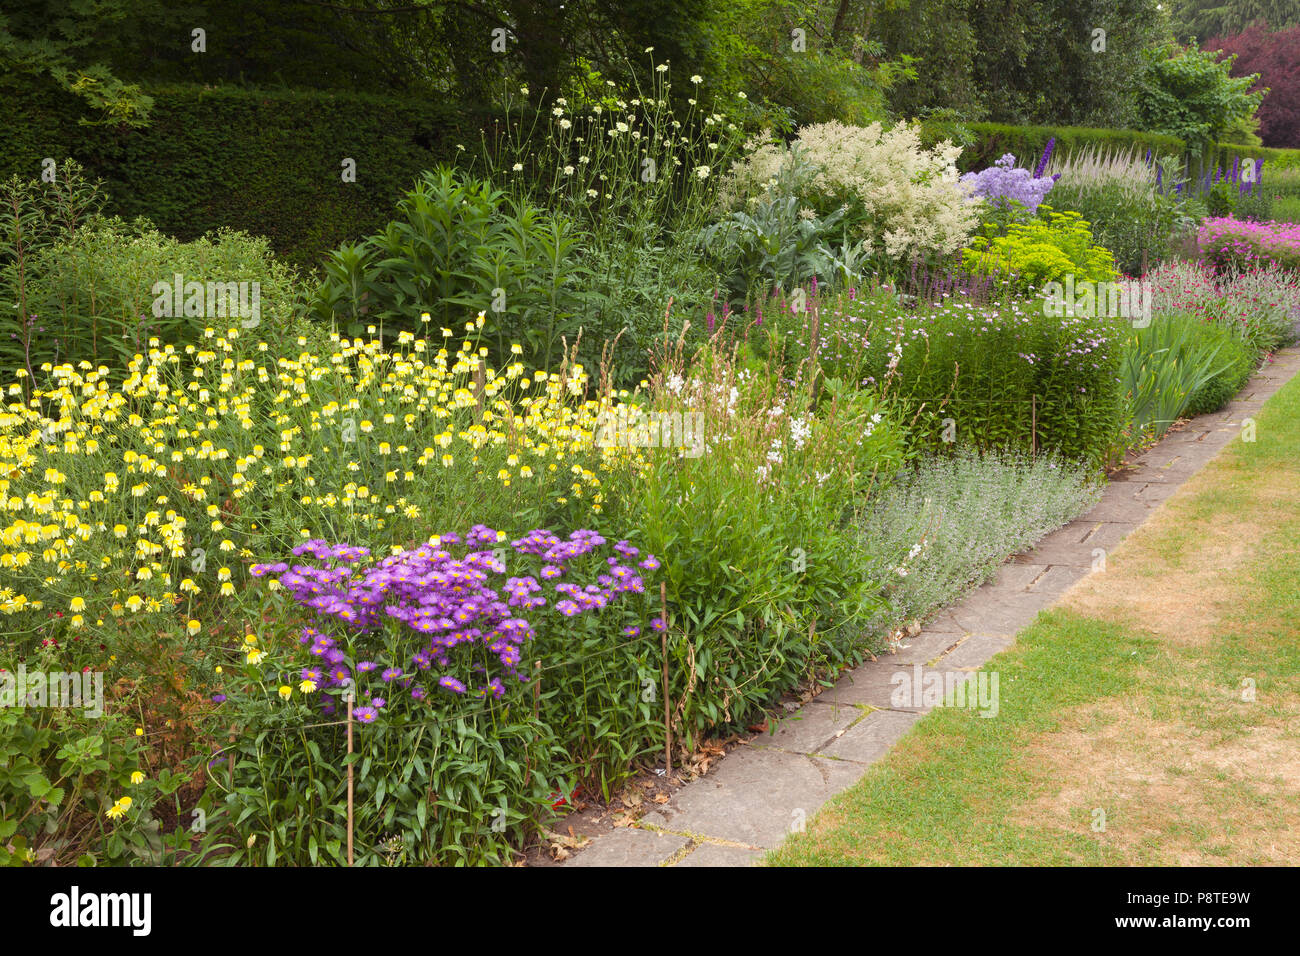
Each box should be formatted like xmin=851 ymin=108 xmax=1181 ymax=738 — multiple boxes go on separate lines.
xmin=0 ymin=0 xmax=190 ymax=125
xmin=1168 ymin=0 xmax=1300 ymax=42
xmin=1209 ymin=21 xmax=1300 ymax=147
xmin=1135 ymin=40 xmax=1265 ymax=151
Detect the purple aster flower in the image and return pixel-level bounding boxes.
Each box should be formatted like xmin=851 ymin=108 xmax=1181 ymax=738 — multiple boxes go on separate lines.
xmin=369 ymin=697 xmax=386 ymax=709
xmin=622 ymin=626 xmax=641 ymax=637
xmin=357 ymin=660 xmax=378 ymax=673
xmin=353 ymin=706 xmax=377 ymax=724
xmin=556 ymin=599 xmax=580 ymax=616
xmin=411 ymin=686 xmax=427 ymax=701
xmin=639 ymin=555 xmax=660 ymax=571
xmin=650 ymin=617 xmax=667 ymax=632
xmin=439 ymin=676 xmax=467 ymax=694
xmin=381 ymin=667 xmax=402 ymax=682
xmin=211 ymin=693 xmax=226 ymax=704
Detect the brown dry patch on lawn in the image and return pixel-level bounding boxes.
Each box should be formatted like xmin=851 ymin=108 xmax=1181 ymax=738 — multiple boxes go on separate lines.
xmin=1007 ymin=458 xmax=1300 ymax=863
xmin=1056 ymin=522 xmax=1253 ymax=648
xmin=1008 ymin=699 xmax=1300 ymax=865
xmin=1056 ymin=465 xmax=1293 ymax=648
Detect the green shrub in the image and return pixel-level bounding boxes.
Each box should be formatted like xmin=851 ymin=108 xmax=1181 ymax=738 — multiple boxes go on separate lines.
xmin=0 ymin=653 xmax=205 ymax=866
xmin=1041 ymin=144 xmax=1188 ymax=275
xmin=0 ymin=74 xmax=495 ymax=272
xmin=310 ymin=167 xmax=589 ymax=372
xmin=629 ymin=338 xmax=909 ymax=743
xmin=963 ymin=208 xmax=1118 ymax=290
xmin=699 ymin=175 xmax=851 ymax=300
xmin=17 ymin=218 xmax=303 ymax=373
xmin=1184 ymin=320 xmax=1258 ymax=416
xmin=794 ymin=289 xmax=1128 ymax=468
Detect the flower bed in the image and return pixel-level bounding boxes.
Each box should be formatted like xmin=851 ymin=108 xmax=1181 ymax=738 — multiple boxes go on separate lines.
xmin=1198 ymin=216 xmax=1300 ymax=273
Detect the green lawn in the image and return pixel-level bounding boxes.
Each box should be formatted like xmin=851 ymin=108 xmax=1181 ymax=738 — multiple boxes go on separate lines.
xmin=769 ymin=370 xmax=1300 ymax=866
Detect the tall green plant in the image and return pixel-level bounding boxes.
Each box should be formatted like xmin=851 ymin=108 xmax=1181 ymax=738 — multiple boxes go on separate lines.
xmin=311 ymin=167 xmax=590 ymax=371
xmin=1120 ymin=312 xmax=1236 ymax=439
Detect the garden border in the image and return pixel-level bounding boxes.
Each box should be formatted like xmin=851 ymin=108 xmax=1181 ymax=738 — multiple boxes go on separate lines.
xmin=560 ymin=345 xmax=1300 ymax=867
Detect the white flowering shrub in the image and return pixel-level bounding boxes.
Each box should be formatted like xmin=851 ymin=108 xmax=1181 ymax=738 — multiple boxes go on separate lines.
xmin=717 ymin=121 xmax=983 ymax=267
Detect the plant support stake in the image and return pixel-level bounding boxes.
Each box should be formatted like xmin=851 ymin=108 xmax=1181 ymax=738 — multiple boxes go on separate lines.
xmin=661 ymin=580 xmax=671 ymax=776
xmin=346 ymin=690 xmax=355 ymax=866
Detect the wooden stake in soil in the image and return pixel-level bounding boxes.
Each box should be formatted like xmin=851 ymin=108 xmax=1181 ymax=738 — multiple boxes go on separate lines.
xmin=660 ymin=581 xmax=671 ymax=777
xmin=346 ymin=689 xmax=355 ymax=866
xmin=524 ymin=660 xmax=541 ymax=787
xmin=1031 ymin=393 xmax=1038 ymax=457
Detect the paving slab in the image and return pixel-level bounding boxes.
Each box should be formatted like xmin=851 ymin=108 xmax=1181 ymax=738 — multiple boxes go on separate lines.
xmin=644 ymin=746 xmax=863 ymax=848
xmin=672 ymin=842 xmax=763 ymax=867
xmin=885 ymin=628 xmax=965 ymax=665
xmin=750 ymin=699 xmax=865 ymax=754
xmin=566 ymin=826 xmax=688 ymax=867
xmin=1081 ymin=494 xmax=1162 ymax=523
xmin=818 ymin=709 xmax=922 ymax=763
xmin=936 ymin=632 xmax=1014 ymax=670
xmin=943 ymin=591 xmax=1045 ymax=634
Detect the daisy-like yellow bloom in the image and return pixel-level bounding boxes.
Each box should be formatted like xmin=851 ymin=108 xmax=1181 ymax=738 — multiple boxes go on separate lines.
xmin=246 ymin=649 xmax=265 ymax=665
xmin=186 ymin=619 xmax=201 ymax=635
xmin=134 ymin=727 xmax=144 ymax=737
xmin=105 ymin=796 xmax=132 ymax=820
xmin=278 ymin=685 xmax=292 ymax=701
xmin=1 ymin=326 xmax=649 ymax=649
xmin=130 ymin=771 xmax=145 ymax=785
xmin=299 ymin=679 xmax=317 ymax=694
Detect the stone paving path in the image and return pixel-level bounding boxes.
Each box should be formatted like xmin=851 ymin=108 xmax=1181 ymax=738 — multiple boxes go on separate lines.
xmin=565 ymin=347 xmax=1300 ymax=868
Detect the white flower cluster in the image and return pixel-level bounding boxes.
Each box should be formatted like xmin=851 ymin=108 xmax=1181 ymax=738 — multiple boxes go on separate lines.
xmin=718 ymin=121 xmax=982 ymax=265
